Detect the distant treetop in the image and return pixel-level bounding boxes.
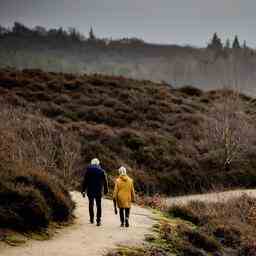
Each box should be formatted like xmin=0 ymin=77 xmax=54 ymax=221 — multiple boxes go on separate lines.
xmin=232 ymin=35 xmax=241 ymax=49
xmin=207 ymin=32 xmax=223 ymax=51
xmin=89 ymin=26 xmax=96 ymax=40
xmin=225 ymin=38 xmax=230 ymax=49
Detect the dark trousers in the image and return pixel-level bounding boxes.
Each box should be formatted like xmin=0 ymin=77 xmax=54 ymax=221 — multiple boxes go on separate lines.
xmin=88 ymin=196 xmax=102 ymax=223
xmin=119 ymin=208 xmax=130 ymax=224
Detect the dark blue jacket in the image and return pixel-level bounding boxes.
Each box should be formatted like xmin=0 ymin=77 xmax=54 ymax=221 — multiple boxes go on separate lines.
xmin=81 ymin=165 xmax=109 ymax=197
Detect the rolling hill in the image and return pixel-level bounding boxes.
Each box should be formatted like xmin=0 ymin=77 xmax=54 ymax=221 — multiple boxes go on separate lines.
xmin=1 ymin=68 xmax=256 ymax=195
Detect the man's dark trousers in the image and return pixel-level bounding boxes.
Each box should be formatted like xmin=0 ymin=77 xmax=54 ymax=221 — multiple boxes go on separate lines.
xmin=88 ymin=196 xmax=102 ymax=223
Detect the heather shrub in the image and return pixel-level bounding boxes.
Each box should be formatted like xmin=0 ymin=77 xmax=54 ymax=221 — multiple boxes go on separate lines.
xmin=178 ymin=86 xmax=203 ymax=97
xmin=0 ymin=167 xmax=75 ymax=231
xmin=137 ymin=194 xmax=167 ymax=210
xmin=213 ymin=225 xmax=241 ymax=248
xmin=121 ymin=130 xmax=145 ymax=151
xmin=182 ymin=229 xmax=221 ymax=253
xmin=0 ymin=180 xmax=50 ymax=231
xmin=11 ymin=170 xmax=75 ymax=222
xmin=106 ymin=247 xmax=169 ymax=256
xmin=239 ymin=241 xmax=256 ymax=256
xmin=1 ymin=69 xmax=256 ymax=196
xmin=158 ymin=221 xmax=221 ymax=256
xmin=168 ymin=204 xmax=202 ymax=225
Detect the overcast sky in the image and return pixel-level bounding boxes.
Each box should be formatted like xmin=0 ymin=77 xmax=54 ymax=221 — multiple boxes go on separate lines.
xmin=0 ymin=0 xmax=255 ymax=47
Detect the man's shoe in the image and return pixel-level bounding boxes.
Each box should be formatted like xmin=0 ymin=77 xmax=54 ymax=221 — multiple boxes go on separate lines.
xmin=96 ymin=222 xmax=101 ymax=226
xmin=90 ymin=220 xmax=94 ymax=224
xmin=120 ymin=223 xmax=124 ymax=227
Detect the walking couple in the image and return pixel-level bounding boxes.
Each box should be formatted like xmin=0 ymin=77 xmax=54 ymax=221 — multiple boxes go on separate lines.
xmin=81 ymin=158 xmax=135 ymax=227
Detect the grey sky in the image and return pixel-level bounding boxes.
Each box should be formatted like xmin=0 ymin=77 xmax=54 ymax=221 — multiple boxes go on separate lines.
xmin=0 ymin=0 xmax=255 ymax=47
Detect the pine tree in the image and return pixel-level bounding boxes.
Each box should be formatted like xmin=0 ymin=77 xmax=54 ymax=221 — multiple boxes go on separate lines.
xmin=225 ymin=39 xmax=230 ymax=49
xmin=89 ymin=26 xmax=96 ymax=40
xmin=12 ymin=22 xmax=31 ymax=35
xmin=207 ymin=32 xmax=223 ymax=51
xmin=232 ymin=35 xmax=241 ymax=49
xmin=243 ymin=40 xmax=247 ymax=49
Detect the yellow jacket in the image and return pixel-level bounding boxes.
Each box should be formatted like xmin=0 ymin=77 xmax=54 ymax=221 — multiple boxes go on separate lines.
xmin=113 ymin=175 xmax=135 ymax=208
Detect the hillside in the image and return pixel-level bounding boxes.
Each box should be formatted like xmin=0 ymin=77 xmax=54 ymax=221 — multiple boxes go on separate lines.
xmin=1 ymin=68 xmax=256 ymax=195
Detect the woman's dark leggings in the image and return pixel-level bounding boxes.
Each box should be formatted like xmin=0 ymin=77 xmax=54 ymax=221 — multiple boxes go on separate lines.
xmin=119 ymin=208 xmax=130 ymax=224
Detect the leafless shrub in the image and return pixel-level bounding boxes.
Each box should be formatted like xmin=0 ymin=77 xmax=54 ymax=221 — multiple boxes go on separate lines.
xmin=203 ymin=91 xmax=255 ymax=170
xmin=58 ymin=133 xmax=81 ymax=183
xmin=0 ymin=104 xmax=81 ymax=185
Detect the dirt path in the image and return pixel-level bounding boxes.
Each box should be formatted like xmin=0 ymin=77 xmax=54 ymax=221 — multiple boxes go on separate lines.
xmin=3 ymin=189 xmax=255 ymax=256
xmin=1 ymin=192 xmax=154 ymax=256
xmin=167 ymin=189 xmax=256 ymax=206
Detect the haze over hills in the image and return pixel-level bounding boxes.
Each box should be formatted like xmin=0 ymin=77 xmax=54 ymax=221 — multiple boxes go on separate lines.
xmin=1 ymin=23 xmax=256 ymax=95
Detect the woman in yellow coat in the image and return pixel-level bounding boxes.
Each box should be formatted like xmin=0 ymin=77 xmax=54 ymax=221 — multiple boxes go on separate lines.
xmin=113 ymin=167 xmax=135 ymax=227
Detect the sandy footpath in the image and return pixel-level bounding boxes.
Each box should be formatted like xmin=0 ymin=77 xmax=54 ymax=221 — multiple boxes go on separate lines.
xmin=1 ymin=192 xmax=154 ymax=256
xmin=3 ymin=188 xmax=255 ymax=256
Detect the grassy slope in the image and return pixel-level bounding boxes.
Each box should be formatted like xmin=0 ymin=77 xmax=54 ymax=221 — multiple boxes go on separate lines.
xmin=1 ymin=68 xmax=256 ymax=195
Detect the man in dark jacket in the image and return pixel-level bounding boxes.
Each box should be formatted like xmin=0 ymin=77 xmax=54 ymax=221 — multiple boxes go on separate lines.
xmin=81 ymin=158 xmax=108 ymax=226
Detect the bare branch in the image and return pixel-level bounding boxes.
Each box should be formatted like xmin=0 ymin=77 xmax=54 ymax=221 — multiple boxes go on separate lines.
xmin=204 ymin=91 xmax=255 ymax=170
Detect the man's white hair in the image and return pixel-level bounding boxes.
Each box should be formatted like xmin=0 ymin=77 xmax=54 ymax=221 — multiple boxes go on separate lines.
xmin=119 ymin=166 xmax=127 ymax=176
xmin=91 ymin=158 xmax=100 ymax=165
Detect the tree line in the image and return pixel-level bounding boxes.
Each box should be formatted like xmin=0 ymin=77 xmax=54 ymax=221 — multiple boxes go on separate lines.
xmin=207 ymin=32 xmax=249 ymax=51
xmin=0 ymin=22 xmax=144 ymax=45
xmin=0 ymin=22 xmax=251 ymax=49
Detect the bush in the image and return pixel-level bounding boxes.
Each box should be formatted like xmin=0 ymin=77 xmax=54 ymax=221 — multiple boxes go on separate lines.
xmin=183 ymin=229 xmax=221 ymax=253
xmin=0 ymin=181 xmax=50 ymax=231
xmin=168 ymin=205 xmax=202 ymax=225
xmin=178 ymin=86 xmax=203 ymax=97
xmin=180 ymin=244 xmax=210 ymax=256
xmin=0 ymin=105 xmax=77 ymax=232
xmin=137 ymin=194 xmax=167 ymax=210
xmin=239 ymin=241 xmax=256 ymax=256
xmin=12 ymin=170 xmax=75 ymax=222
xmin=213 ymin=225 xmax=241 ymax=248
xmin=0 ymin=167 xmax=75 ymax=232
xmin=106 ymin=247 xmax=169 ymax=256
xmin=121 ymin=130 xmax=145 ymax=151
